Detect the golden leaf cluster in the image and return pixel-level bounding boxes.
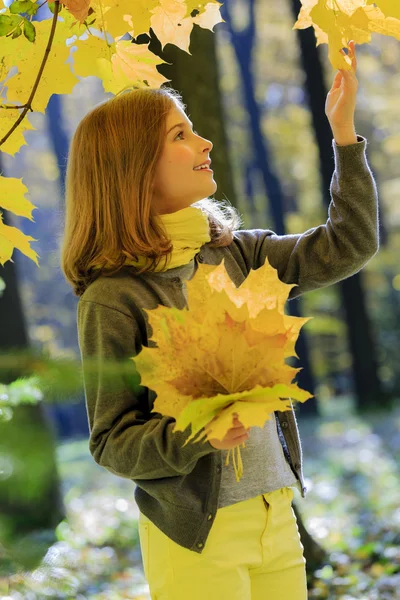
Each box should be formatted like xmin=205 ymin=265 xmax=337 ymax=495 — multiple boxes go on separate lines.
xmin=133 ymin=257 xmax=314 ymax=481
xmin=293 ymin=0 xmax=400 ymax=70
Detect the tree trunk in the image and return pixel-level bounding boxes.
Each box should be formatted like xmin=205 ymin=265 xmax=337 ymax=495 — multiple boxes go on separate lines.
xmin=44 ymin=94 xmax=90 ymax=439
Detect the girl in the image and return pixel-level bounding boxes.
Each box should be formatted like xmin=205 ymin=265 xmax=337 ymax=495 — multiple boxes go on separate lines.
xmin=61 ymin=42 xmax=379 ymax=599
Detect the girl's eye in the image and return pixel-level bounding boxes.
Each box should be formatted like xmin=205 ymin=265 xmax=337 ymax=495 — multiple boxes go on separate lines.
xmin=176 ymin=130 xmax=199 ymax=140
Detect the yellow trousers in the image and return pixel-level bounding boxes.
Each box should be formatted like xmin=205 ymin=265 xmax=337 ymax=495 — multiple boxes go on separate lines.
xmin=138 ymin=486 xmax=307 ymax=599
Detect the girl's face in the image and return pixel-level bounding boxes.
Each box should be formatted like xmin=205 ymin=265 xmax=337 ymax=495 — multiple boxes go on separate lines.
xmin=151 ymin=105 xmax=217 ymax=214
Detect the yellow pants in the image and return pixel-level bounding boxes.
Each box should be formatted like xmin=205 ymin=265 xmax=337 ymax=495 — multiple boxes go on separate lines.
xmin=138 ymin=486 xmax=307 ymax=599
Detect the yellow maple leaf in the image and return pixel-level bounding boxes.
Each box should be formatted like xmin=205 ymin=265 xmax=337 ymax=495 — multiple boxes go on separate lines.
xmin=90 ymin=0 xmax=159 ymax=39
xmin=0 ymin=175 xmax=38 ymax=220
xmin=0 ymin=177 xmax=39 ymax=266
xmin=69 ymin=0 xmax=223 ymax=43
xmin=0 ymin=108 xmax=36 ymax=157
xmin=184 ymin=0 xmax=221 ymax=19
xmin=192 ymin=1 xmax=225 ymax=32
xmin=71 ymin=14 xmax=170 ymax=92
xmin=369 ymin=0 xmax=400 ymax=20
xmin=72 ymin=32 xmax=116 ymax=78
xmin=72 ymin=32 xmax=170 ymax=93
xmin=4 ymin=18 xmax=79 ymax=114
xmin=133 ymin=257 xmax=313 ymax=482
xmin=98 ymin=39 xmax=171 ymax=93
xmin=366 ymin=0 xmax=400 ymax=38
xmin=150 ymin=0 xmax=224 ymax=54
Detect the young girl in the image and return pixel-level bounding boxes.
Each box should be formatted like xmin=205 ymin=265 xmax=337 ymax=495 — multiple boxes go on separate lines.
xmin=61 ymin=42 xmax=379 ymax=600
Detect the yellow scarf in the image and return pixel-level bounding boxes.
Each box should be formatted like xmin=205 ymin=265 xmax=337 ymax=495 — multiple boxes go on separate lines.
xmin=96 ymin=206 xmax=211 ymax=272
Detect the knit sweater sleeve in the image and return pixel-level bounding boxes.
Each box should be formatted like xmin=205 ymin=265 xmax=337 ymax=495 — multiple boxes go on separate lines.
xmin=77 ymin=299 xmax=219 ymax=480
xmin=233 ymin=136 xmax=379 ymax=300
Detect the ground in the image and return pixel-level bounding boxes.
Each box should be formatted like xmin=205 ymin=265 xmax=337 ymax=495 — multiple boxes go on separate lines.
xmin=2 ymin=397 xmax=400 ymax=599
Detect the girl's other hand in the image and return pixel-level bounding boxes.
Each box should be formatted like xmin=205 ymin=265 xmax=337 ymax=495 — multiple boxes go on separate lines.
xmin=326 ymin=40 xmax=358 ymax=131
xmin=205 ymin=411 xmax=250 ymax=450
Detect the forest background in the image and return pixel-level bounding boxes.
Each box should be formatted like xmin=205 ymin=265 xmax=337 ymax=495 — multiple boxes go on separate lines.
xmin=0 ymin=0 xmax=400 ymax=598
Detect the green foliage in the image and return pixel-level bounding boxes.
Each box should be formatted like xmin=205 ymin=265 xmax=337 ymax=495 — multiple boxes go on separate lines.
xmin=302 ymin=314 xmax=345 ymax=336
xmin=0 ymin=377 xmax=43 ymax=421
xmin=0 ymin=529 xmax=58 ymax=576
xmin=23 ymin=18 xmax=35 ymax=42
xmin=0 ymin=2 xmax=36 ymax=42
xmin=0 ymin=0 xmax=37 ymax=42
xmin=0 ymin=394 xmax=66 ymax=575
xmin=0 ymin=348 xmax=140 ymax=577
xmin=0 ymin=14 xmax=22 ymax=37
xmin=9 ymin=0 xmax=39 ymax=16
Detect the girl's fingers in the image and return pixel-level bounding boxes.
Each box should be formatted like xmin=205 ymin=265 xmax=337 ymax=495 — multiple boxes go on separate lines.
xmin=331 ymin=71 xmax=342 ymax=90
xmin=340 ymin=41 xmax=357 ymax=72
xmin=349 ymin=42 xmax=357 ymax=72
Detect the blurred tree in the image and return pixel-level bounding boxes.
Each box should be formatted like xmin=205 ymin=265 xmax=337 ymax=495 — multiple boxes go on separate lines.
xmin=44 ymin=94 xmax=90 ymax=439
xmin=46 ymin=94 xmax=69 ymax=192
xmin=222 ymin=0 xmax=317 ymax=415
xmin=288 ymin=0 xmax=392 ymax=411
xmin=0 ymin=157 xmax=66 ymax=574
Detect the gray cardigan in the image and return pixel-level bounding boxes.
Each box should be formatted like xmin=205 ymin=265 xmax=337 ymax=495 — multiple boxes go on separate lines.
xmin=77 ymin=135 xmax=379 ymax=554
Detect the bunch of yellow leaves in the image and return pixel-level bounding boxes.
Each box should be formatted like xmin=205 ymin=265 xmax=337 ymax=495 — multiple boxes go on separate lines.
xmin=133 ymin=257 xmax=314 ymax=482
xmin=293 ymin=0 xmax=400 ymax=71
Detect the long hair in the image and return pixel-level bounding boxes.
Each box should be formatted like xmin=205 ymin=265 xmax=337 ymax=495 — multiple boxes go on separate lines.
xmin=59 ymin=87 xmax=243 ymax=297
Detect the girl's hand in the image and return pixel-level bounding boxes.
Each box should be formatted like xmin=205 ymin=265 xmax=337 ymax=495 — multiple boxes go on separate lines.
xmin=205 ymin=412 xmax=250 ymax=450
xmin=325 ymin=40 xmax=359 ymax=131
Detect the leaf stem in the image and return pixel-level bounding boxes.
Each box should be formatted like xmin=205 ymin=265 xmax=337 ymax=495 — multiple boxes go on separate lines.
xmin=0 ymin=0 xmax=61 ymax=148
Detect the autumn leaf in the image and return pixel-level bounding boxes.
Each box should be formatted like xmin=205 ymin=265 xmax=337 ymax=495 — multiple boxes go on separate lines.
xmin=0 ymin=213 xmax=39 ymax=266
xmin=0 ymin=108 xmax=36 ymax=156
xmin=0 ymin=175 xmax=37 ymax=219
xmin=150 ymin=0 xmax=224 ymax=54
xmin=90 ymin=0 xmax=159 ymax=39
xmin=72 ymin=33 xmax=171 ymax=93
xmin=61 ymin=0 xmax=91 ymax=23
xmin=0 ymin=176 xmax=39 ymax=266
xmin=3 ymin=17 xmax=79 ymax=113
xmin=133 ymin=256 xmax=313 ymax=482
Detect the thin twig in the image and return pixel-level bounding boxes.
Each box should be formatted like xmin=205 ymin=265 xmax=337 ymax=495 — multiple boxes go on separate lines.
xmin=0 ymin=104 xmax=28 ymax=109
xmin=0 ymin=0 xmax=61 ymax=148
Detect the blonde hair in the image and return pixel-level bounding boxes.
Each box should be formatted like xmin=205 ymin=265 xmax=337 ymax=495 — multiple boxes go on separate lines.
xmin=59 ymin=86 xmax=243 ymax=297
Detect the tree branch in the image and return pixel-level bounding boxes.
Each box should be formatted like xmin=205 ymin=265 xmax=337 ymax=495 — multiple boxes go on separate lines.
xmin=0 ymin=0 xmax=61 ymax=149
